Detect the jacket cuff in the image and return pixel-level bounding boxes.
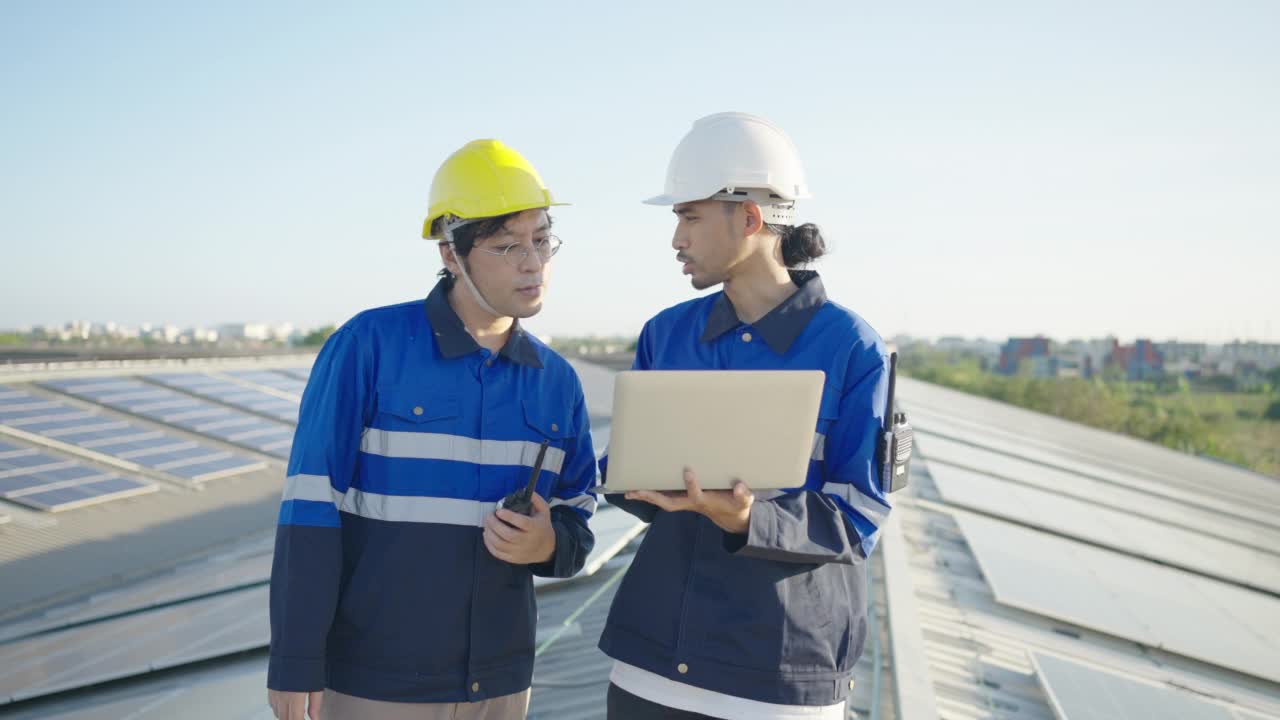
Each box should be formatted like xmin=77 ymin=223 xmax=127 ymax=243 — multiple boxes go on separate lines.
xmin=529 ymin=518 xmax=575 ymax=578
xmin=267 ymin=654 xmax=326 ymax=692
xmin=726 ymin=499 xmax=776 ymax=554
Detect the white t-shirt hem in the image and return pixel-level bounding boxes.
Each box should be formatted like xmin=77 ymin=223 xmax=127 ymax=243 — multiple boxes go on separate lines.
xmin=609 ymin=661 xmax=847 ymax=720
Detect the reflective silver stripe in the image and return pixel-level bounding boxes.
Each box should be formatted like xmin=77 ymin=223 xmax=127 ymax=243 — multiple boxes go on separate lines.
xmin=822 ymin=482 xmax=890 ymax=527
xmin=811 ymin=433 xmax=825 ymax=462
xmin=550 ymin=494 xmax=598 ymax=516
xmin=360 ymin=428 xmax=566 ymax=474
xmin=282 ymin=473 xmax=342 ymax=504
xmin=340 ymin=488 xmax=496 ymax=526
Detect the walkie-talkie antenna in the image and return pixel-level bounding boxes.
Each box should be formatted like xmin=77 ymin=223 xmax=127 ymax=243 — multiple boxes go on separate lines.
xmin=884 ymin=352 xmax=898 ymax=432
xmin=523 ymin=440 xmax=551 ymax=496
xmin=501 ymin=439 xmax=551 ymax=518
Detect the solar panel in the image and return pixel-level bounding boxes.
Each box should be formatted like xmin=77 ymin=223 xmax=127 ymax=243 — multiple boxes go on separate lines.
xmin=0 ymin=386 xmax=265 ymax=483
xmin=165 ymin=455 xmax=270 ymax=482
xmin=927 ymin=461 xmax=1280 ymax=595
xmin=1 ymin=464 xmax=111 ymax=496
xmin=278 ymin=367 xmax=311 ymax=382
xmin=146 ymin=373 xmax=300 ymax=424
xmin=1033 ymin=653 xmax=1236 ymax=720
xmin=0 ymin=439 xmax=158 ymax=512
xmin=956 ymin=513 xmax=1280 ymax=685
xmin=40 ymin=378 xmax=294 ymax=458
xmin=0 ymin=450 xmax=74 ymax=474
xmin=222 ymin=369 xmax=308 ymax=395
xmin=10 ymin=476 xmax=158 ymax=512
xmin=917 ymin=431 xmax=1280 ymax=551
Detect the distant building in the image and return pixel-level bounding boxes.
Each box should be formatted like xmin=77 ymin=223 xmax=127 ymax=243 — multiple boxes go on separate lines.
xmin=997 ymin=337 xmax=1051 ymax=375
xmin=1157 ymin=341 xmax=1209 ymax=377
xmin=1218 ymin=341 xmax=1280 ymax=372
xmin=219 ymin=323 xmax=272 ymax=342
xmin=1052 ymin=352 xmax=1089 ymax=379
xmin=1108 ymin=339 xmax=1164 ymax=381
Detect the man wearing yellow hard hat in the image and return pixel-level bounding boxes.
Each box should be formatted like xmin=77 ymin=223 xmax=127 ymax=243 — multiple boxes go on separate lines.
xmin=266 ymin=140 xmax=598 ymax=720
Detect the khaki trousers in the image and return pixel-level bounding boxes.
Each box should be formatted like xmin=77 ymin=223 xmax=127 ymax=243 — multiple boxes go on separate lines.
xmin=320 ymin=688 xmax=530 ymax=720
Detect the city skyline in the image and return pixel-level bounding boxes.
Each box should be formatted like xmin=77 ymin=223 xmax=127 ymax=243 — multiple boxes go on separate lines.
xmin=8 ymin=316 xmax=1278 ymax=349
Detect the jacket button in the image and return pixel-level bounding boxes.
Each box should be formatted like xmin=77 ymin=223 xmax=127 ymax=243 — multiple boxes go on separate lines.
xmin=677 ymin=663 xmax=688 ymax=674
xmin=471 ymin=682 xmax=480 ymax=692
xmin=741 ymin=332 xmax=753 ymax=343
xmin=412 ymin=406 xmax=424 ymax=416
xmin=551 ymin=423 xmax=559 ymax=432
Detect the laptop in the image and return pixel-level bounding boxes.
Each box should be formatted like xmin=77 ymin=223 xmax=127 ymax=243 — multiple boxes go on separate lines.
xmin=603 ymin=370 xmax=825 ymax=491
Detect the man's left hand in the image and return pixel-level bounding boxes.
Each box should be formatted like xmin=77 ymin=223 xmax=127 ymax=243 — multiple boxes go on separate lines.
xmin=484 ymin=493 xmax=556 ymax=564
xmin=625 ymin=467 xmax=753 ymax=535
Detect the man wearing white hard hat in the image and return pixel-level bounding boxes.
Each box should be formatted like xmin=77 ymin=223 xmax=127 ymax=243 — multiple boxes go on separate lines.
xmin=597 ymin=113 xmax=893 ymax=720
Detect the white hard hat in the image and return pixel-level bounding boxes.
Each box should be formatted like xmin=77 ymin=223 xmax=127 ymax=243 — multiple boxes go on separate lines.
xmin=645 ymin=112 xmax=810 ymax=225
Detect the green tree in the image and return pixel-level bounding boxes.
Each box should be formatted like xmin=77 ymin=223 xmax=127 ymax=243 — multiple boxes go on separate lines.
xmin=300 ymin=325 xmax=336 ymax=347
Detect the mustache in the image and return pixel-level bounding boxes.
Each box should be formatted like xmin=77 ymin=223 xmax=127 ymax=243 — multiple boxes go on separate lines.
xmin=676 ymin=254 xmax=693 ymax=263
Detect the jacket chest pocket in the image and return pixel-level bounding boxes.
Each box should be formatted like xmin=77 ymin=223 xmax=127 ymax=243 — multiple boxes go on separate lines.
xmin=519 ymin=398 xmax=573 ymax=478
xmin=372 ymin=389 xmax=461 ymax=435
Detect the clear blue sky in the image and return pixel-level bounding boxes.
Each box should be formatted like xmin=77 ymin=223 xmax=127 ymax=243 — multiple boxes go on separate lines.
xmin=2 ymin=1 xmax=1277 ymax=343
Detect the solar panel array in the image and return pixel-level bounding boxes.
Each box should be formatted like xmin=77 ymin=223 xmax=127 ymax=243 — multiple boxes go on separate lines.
xmin=41 ymin=378 xmax=294 ymax=458
xmin=0 ymin=438 xmax=156 ymax=512
xmin=145 ymin=372 xmax=300 ymax=424
xmin=916 ymin=429 xmax=1278 ymax=551
xmin=956 ymin=512 xmax=1280 ymax=685
xmin=0 ymin=386 xmax=266 ymax=483
xmin=927 ymin=459 xmax=1280 ymax=595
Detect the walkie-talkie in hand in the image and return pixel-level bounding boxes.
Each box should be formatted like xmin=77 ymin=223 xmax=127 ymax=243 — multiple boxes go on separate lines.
xmin=878 ymin=352 xmax=914 ymax=494
xmin=501 ymin=439 xmax=551 ymax=517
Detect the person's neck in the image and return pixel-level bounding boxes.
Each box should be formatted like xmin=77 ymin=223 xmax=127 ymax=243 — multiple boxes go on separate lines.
xmin=722 ymin=255 xmax=796 ymax=324
xmin=448 ymin=284 xmax=513 ymax=353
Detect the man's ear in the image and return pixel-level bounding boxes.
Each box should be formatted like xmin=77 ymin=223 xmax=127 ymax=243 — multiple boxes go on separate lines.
xmin=438 ymin=242 xmax=460 ymax=275
xmin=741 ymin=200 xmax=765 ymax=237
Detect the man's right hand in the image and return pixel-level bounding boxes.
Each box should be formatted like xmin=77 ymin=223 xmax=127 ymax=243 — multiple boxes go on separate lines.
xmin=268 ymin=689 xmax=324 ymax=720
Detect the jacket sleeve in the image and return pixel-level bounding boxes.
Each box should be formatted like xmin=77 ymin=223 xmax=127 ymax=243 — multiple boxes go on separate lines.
xmin=729 ymin=350 xmax=892 ymax=565
xmin=597 ymin=321 xmax=661 ymax=523
xmin=267 ymin=327 xmax=370 ymax=691
xmin=531 ymin=377 xmax=598 ymax=578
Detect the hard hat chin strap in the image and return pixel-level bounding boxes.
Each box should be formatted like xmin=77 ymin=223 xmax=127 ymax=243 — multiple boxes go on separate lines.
xmin=441 ymin=219 xmax=504 ymax=319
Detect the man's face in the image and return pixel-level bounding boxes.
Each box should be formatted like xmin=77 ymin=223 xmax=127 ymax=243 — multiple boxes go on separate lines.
xmin=671 ymin=200 xmax=749 ymax=290
xmin=460 ymin=208 xmax=553 ymax=319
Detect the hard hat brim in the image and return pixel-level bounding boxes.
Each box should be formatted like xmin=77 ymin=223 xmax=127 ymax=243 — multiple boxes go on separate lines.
xmin=422 ymin=201 xmax=570 ymax=239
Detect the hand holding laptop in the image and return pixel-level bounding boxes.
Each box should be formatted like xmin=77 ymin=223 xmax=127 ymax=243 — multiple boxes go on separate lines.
xmin=624 ymin=467 xmax=755 ymax=534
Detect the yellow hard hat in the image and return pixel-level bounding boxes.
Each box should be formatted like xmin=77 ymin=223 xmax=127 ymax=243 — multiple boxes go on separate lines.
xmin=422 ymin=139 xmax=567 ymax=239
